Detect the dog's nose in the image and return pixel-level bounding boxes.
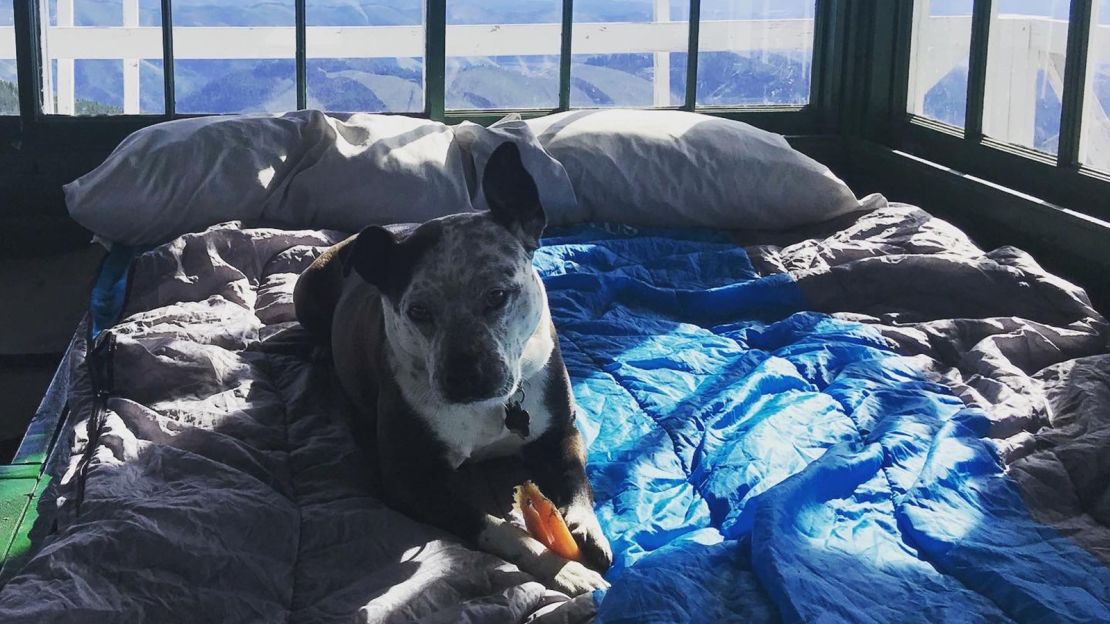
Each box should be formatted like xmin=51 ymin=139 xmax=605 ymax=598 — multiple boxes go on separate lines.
xmin=440 ymin=351 xmax=509 ymax=404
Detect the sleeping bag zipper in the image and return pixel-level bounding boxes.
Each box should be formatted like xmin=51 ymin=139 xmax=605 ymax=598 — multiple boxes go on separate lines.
xmin=74 ymin=329 xmax=116 ymax=515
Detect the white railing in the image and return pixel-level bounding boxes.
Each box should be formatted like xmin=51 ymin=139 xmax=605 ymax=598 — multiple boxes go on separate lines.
xmin=17 ymin=20 xmax=812 ymax=59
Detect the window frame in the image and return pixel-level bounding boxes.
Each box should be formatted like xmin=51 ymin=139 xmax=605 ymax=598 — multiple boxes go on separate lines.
xmin=881 ymin=0 xmax=1109 ymax=219
xmin=1 ymin=0 xmax=842 ymax=144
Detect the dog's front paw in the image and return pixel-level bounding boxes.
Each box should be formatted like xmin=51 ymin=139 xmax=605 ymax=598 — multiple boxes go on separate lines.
xmin=550 ymin=559 xmax=610 ymax=596
xmin=562 ymin=505 xmax=613 ymax=573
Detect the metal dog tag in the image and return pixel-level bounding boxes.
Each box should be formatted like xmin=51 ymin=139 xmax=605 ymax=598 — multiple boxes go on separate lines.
xmin=505 ymin=401 xmax=530 ymax=438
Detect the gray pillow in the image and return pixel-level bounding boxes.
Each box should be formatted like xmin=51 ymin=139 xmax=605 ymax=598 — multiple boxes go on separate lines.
xmin=526 ymin=109 xmax=863 ymax=230
xmin=66 ymin=111 xmax=577 ymax=246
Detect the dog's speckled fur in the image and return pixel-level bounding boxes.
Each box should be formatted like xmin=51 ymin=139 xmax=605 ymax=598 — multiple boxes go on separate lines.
xmin=377 ymin=213 xmax=556 ymax=468
xmin=294 ymin=142 xmax=612 ymax=596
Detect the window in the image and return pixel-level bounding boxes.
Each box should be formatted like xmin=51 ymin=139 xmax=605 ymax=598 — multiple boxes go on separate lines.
xmin=1079 ymin=0 xmax=1110 ymax=170
xmin=3 ymin=0 xmax=830 ymax=121
xmin=446 ymin=0 xmax=560 ymax=110
xmin=571 ymin=0 xmax=689 ymax=108
xmin=172 ymin=0 xmax=296 ymax=114
xmin=907 ymin=0 xmax=974 ymax=127
xmin=40 ymin=0 xmax=166 ymax=115
xmin=0 ymin=0 xmax=15 ymax=114
xmin=697 ymin=0 xmax=815 ymax=107
xmin=981 ymin=0 xmax=1072 ymax=154
xmin=900 ymin=0 xmax=1110 ymax=218
xmin=307 ymin=0 xmax=423 ymax=112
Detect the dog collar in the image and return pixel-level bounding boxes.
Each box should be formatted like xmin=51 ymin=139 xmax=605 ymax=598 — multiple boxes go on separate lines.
xmin=504 ymin=386 xmax=530 ymax=438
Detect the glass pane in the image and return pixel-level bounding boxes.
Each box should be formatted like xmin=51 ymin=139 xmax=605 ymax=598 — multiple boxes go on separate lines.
xmin=907 ymin=0 xmax=973 ymax=127
xmin=447 ymin=0 xmax=560 ymax=110
xmin=696 ymin=0 xmax=815 ymax=107
xmin=570 ymin=1 xmax=689 ymax=108
xmin=173 ymin=0 xmax=295 ymax=114
xmin=0 ymin=0 xmax=16 ymax=114
xmin=0 ymin=0 xmax=15 ymax=114
xmin=306 ymin=0 xmax=423 ymax=112
xmin=39 ymin=0 xmax=165 ymax=115
xmin=982 ymin=0 xmax=1071 ymax=154
xmin=1079 ymin=0 xmax=1110 ymax=170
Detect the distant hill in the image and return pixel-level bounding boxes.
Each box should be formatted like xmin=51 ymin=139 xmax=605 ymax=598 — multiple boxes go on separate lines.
xmin=695 ymin=52 xmax=810 ymax=105
xmin=0 ymin=76 xmax=123 ymax=115
xmin=0 ymin=79 xmax=17 ymax=115
xmin=921 ymin=64 xmax=1097 ymax=155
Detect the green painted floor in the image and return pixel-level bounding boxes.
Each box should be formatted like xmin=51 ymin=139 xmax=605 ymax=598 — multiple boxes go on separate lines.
xmin=0 ymin=243 xmax=102 ymax=578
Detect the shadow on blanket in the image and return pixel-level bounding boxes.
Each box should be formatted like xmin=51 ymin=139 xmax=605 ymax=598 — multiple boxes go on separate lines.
xmin=2 ymin=326 xmax=591 ymax=624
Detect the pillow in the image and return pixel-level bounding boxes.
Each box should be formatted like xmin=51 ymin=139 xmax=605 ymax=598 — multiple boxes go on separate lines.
xmin=66 ymin=111 xmax=582 ymax=246
xmin=65 ymin=111 xmax=476 ymax=246
xmin=66 ymin=112 xmax=319 ymax=246
xmin=66 ymin=108 xmax=859 ymax=245
xmin=525 ymin=109 xmax=862 ymax=229
xmin=273 ymin=112 xmax=477 ymax=231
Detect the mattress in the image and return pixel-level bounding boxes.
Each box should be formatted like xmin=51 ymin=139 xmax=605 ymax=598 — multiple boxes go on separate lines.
xmin=0 ymin=198 xmax=1107 ymax=623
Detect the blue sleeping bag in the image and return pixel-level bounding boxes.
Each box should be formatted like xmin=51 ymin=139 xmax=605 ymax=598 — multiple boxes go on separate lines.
xmin=533 ymin=225 xmax=1110 ymax=624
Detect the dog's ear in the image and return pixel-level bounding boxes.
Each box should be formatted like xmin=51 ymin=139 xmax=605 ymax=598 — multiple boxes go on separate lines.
xmin=345 ymin=225 xmax=438 ymax=298
xmin=483 ymin=142 xmax=546 ymax=252
xmin=344 ymin=225 xmax=398 ymax=292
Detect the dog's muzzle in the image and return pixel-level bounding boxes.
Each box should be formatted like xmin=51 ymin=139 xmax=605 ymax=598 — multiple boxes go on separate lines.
xmin=439 ymin=350 xmax=511 ymax=404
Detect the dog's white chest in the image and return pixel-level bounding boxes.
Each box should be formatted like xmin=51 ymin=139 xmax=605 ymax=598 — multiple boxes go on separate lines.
xmin=422 ymin=386 xmax=551 ymax=469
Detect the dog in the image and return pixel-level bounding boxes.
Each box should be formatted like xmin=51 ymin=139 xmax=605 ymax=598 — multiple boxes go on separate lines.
xmin=293 ymin=142 xmax=612 ymax=595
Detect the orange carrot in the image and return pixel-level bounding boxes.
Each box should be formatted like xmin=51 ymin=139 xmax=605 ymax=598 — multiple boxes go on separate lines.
xmin=515 ymin=481 xmax=582 ymax=561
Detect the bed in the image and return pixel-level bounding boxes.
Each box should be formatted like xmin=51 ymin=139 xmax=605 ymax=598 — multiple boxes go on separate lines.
xmin=0 ymin=112 xmax=1108 ymax=623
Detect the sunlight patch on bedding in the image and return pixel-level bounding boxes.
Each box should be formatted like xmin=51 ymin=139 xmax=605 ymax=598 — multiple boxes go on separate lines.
xmin=257 ymin=166 xmax=276 ymax=188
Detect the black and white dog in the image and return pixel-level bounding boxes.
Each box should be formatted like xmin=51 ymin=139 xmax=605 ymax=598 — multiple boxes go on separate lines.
xmin=294 ymin=142 xmax=612 ymax=595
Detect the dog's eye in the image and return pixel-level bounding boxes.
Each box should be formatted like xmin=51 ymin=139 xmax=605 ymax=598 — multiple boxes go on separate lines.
xmin=484 ymin=289 xmax=509 ymax=311
xmin=406 ymin=304 xmax=434 ymax=324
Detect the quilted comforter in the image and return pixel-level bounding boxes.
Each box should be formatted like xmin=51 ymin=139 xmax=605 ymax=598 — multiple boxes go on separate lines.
xmin=0 ymin=198 xmax=1107 ymax=623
